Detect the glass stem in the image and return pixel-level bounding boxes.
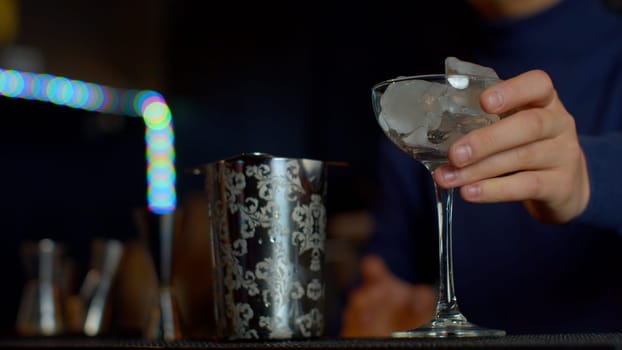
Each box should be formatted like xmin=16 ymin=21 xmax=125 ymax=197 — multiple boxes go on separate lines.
xmin=433 ymin=183 xmax=465 ymax=322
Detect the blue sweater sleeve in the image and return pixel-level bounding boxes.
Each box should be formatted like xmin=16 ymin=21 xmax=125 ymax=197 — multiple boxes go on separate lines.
xmin=574 ymin=133 xmax=622 ymax=232
xmin=365 ymin=138 xmax=437 ymax=284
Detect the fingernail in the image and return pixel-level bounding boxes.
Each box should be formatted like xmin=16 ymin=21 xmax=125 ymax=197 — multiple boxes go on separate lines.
xmin=442 ymin=169 xmax=457 ymax=183
xmin=486 ymin=90 xmax=502 ymax=110
xmin=465 ymin=185 xmax=481 ymax=198
xmin=454 ymin=145 xmax=471 ymax=165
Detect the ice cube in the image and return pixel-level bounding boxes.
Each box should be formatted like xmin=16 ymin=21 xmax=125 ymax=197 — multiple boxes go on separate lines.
xmin=427 ymin=111 xmax=462 ymax=149
xmin=443 ymin=56 xmax=501 ymax=117
xmin=445 ymin=56 xmax=499 ymax=79
xmin=378 ymin=79 xmax=445 ymax=135
xmin=426 ymin=111 xmax=442 ymax=130
xmin=437 ymin=84 xmax=485 ymax=117
xmin=447 ymin=75 xmax=469 ymax=89
xmin=401 ymin=125 xmax=429 ymax=147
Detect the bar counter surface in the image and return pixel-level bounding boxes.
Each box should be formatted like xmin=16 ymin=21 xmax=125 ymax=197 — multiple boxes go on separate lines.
xmin=1 ymin=333 xmax=622 ymax=350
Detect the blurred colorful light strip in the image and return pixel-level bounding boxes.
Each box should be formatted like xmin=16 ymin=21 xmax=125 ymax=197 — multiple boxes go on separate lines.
xmin=0 ymin=68 xmax=176 ymax=214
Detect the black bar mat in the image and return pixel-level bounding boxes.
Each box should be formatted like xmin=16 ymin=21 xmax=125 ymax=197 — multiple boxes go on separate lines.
xmin=2 ymin=333 xmax=622 ymax=349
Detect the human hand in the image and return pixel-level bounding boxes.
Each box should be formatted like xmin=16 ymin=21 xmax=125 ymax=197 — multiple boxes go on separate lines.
xmin=433 ymin=70 xmax=590 ymax=224
xmin=340 ymin=255 xmax=435 ymax=338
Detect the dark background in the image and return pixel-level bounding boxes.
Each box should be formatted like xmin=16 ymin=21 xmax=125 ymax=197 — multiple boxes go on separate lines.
xmin=0 ymin=0 xmax=481 ymax=337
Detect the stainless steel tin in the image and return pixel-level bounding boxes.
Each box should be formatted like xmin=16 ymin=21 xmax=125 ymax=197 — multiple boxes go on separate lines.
xmin=203 ymin=153 xmax=327 ymax=340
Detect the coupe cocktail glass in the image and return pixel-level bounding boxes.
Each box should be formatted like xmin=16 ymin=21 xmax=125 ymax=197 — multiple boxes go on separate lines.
xmin=371 ymin=74 xmax=505 ymax=338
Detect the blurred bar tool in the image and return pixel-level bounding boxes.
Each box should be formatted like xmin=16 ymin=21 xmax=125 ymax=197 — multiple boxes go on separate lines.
xmin=135 ymin=209 xmax=181 ymax=341
xmin=80 ymin=238 xmax=124 ymax=336
xmin=16 ymin=239 xmax=65 ymax=336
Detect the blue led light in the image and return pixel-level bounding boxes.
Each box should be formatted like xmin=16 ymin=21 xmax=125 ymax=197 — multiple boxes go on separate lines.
xmin=0 ymin=67 xmax=177 ymax=214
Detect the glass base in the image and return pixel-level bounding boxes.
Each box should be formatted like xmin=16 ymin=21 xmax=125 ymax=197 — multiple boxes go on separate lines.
xmin=392 ymin=318 xmax=506 ymax=338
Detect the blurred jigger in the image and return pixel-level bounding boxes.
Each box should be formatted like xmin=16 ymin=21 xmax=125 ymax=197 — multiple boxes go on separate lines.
xmin=80 ymin=239 xmax=124 ymax=336
xmin=16 ymin=239 xmax=65 ymax=336
xmin=135 ymin=210 xmax=182 ymax=341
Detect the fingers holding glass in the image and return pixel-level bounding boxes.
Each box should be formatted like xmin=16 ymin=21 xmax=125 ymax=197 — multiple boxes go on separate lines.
xmin=446 ymin=107 xmax=567 ymax=168
xmin=435 ymin=135 xmax=567 ymax=187
xmin=480 ymin=69 xmax=557 ymax=114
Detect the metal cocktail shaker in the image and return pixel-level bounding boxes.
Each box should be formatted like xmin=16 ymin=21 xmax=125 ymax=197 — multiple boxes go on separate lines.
xmin=201 ymin=153 xmax=328 ymax=340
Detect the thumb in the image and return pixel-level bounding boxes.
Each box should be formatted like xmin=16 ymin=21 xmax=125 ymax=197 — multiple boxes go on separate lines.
xmin=360 ymin=255 xmax=392 ymax=284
